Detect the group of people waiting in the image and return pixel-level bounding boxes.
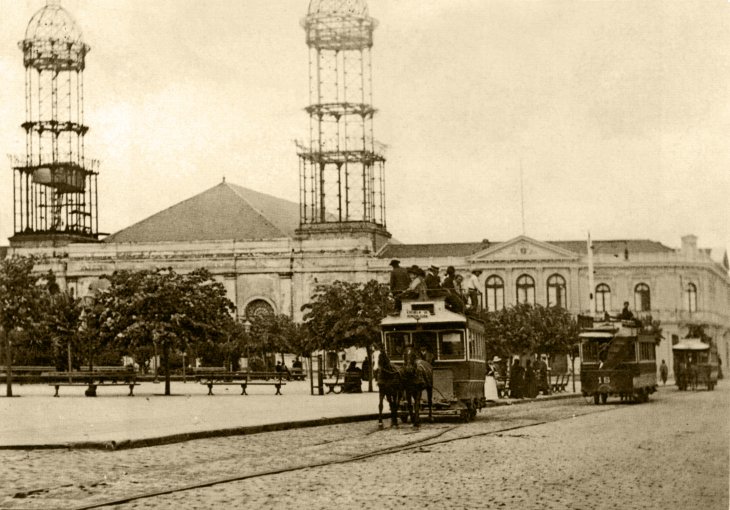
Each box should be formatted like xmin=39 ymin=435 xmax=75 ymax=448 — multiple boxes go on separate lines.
xmin=508 ymin=356 xmax=552 ymax=399
xmin=389 ymin=259 xmax=483 ymax=313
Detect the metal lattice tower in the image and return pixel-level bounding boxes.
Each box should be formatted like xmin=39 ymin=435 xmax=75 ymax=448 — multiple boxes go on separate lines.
xmin=10 ymin=0 xmax=100 ymax=246
xmin=297 ymin=0 xmax=387 ymax=230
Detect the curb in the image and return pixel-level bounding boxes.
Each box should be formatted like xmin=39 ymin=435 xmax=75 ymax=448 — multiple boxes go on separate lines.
xmin=0 ymin=413 xmax=383 ymax=451
xmin=0 ymin=392 xmax=584 ymax=451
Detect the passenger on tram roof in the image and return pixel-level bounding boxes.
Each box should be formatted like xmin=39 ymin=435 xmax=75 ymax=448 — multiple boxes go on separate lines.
xmin=403 ymin=265 xmax=428 ymax=300
xmin=425 ymin=265 xmax=441 ymax=289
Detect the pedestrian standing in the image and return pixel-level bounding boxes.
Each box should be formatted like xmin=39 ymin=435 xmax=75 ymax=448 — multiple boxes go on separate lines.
xmin=510 ymin=358 xmax=524 ymax=399
xmin=659 ymin=359 xmax=668 ymax=385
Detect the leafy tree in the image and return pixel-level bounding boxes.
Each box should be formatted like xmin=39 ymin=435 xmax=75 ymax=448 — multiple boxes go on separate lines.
xmin=40 ymin=290 xmax=83 ymax=371
xmin=301 ymin=280 xmax=392 ymax=391
xmin=481 ymin=304 xmax=579 ymax=359
xmin=248 ymin=313 xmax=299 ymax=366
xmin=0 ymin=256 xmax=46 ymax=396
xmin=99 ymin=267 xmax=235 ymax=395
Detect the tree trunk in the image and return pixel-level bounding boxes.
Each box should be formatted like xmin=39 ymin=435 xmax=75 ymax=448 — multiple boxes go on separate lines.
xmin=366 ymin=346 xmax=373 ymax=392
xmin=163 ymin=343 xmax=171 ymax=396
xmin=4 ymin=329 xmax=13 ymax=397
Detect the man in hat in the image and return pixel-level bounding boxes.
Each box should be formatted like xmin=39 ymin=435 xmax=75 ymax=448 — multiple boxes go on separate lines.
xmin=425 ymin=265 xmax=441 ymax=290
xmin=442 ymin=266 xmax=465 ymax=313
xmin=389 ymin=259 xmax=410 ymax=312
xmin=465 ymin=269 xmax=483 ymax=312
xmin=403 ymin=265 xmax=428 ymax=300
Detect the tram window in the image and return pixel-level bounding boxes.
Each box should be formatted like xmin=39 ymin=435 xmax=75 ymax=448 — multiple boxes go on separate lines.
xmin=385 ymin=332 xmax=409 ymax=360
xmin=413 ymin=331 xmax=438 ymax=361
xmin=439 ymin=331 xmax=465 ymax=360
xmin=582 ymin=341 xmax=599 ymax=362
xmin=639 ymin=342 xmax=656 ymax=361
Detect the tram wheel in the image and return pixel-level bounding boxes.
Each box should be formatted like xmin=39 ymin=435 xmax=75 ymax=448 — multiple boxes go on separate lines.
xmin=593 ymin=394 xmax=600 ymax=405
xmin=600 ymin=393 xmax=608 ymax=404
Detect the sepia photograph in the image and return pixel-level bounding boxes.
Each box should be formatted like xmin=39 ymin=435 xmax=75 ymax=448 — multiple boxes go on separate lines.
xmin=0 ymin=1 xmax=728 ymax=508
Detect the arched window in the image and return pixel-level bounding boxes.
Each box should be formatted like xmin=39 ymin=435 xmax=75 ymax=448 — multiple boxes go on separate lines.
xmin=685 ymin=282 xmax=697 ymax=313
xmin=547 ymin=274 xmax=567 ymax=308
xmin=245 ymin=299 xmax=275 ymax=320
xmin=516 ymin=274 xmax=535 ymax=305
xmin=485 ymin=275 xmax=504 ymax=311
xmin=595 ymin=284 xmax=611 ymax=313
xmin=634 ymin=283 xmax=651 ymax=312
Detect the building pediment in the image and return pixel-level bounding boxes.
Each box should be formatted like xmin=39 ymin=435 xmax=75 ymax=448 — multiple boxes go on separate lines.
xmin=469 ymin=235 xmax=580 ymax=262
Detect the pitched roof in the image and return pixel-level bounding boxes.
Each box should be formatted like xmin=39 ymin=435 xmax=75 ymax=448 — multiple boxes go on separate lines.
xmin=104 ymin=181 xmax=300 ymax=243
xmin=378 ymin=239 xmax=675 ymax=259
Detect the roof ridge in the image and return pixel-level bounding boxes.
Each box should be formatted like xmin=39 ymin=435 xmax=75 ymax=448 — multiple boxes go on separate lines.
xmin=224 ymin=182 xmax=289 ymax=237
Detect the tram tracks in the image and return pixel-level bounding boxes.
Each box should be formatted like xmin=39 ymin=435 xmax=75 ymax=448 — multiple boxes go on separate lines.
xmin=3 ymin=401 xmax=612 ymax=510
xmin=66 ymin=412 xmax=601 ymax=510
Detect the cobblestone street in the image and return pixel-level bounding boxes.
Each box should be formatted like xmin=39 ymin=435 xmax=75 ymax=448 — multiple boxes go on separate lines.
xmin=1 ymin=383 xmax=727 ymax=509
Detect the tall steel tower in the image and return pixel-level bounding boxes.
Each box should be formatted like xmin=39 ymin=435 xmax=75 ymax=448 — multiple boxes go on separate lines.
xmin=10 ymin=0 xmax=100 ymax=247
xmin=297 ymin=0 xmax=389 ymax=245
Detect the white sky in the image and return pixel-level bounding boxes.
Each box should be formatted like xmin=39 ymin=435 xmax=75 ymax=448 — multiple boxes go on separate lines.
xmin=0 ymin=0 xmax=728 ymax=253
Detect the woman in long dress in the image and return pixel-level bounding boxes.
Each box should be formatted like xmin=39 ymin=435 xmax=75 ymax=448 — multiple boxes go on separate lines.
xmin=484 ymin=358 xmax=500 ymax=401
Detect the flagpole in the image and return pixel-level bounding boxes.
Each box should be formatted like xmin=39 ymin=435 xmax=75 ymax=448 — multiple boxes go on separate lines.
xmin=587 ymin=231 xmax=595 ymax=316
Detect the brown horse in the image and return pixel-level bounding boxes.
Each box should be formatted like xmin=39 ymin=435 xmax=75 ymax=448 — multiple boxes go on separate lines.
xmin=402 ymin=346 xmax=433 ymax=427
xmin=377 ymin=350 xmax=402 ymax=428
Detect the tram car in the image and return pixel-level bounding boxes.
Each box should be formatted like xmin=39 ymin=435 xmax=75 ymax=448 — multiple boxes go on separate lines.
xmin=672 ymin=338 xmax=718 ymax=391
xmin=380 ymin=296 xmax=487 ymax=421
xmin=579 ymin=317 xmax=657 ymax=403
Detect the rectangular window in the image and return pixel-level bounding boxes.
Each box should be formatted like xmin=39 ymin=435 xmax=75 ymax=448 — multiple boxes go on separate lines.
xmin=413 ymin=331 xmax=438 ymax=360
xmin=581 ymin=341 xmax=599 ymax=362
xmin=385 ymin=332 xmax=409 ymax=360
xmin=468 ymin=330 xmax=485 ymax=361
xmin=439 ymin=331 xmax=465 ymax=360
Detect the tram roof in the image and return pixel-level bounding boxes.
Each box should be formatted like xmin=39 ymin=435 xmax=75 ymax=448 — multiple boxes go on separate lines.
xmin=381 ymin=298 xmax=467 ymax=326
xmin=672 ymin=338 xmax=710 ymax=351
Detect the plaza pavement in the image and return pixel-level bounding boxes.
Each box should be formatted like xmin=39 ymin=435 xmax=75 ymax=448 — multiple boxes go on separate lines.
xmin=0 ymin=379 xmax=582 ymax=449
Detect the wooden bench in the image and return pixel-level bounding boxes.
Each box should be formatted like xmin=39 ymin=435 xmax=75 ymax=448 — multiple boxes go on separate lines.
xmin=43 ymin=371 xmax=139 ymax=397
xmin=551 ymin=373 xmax=571 ymax=393
xmin=324 ymin=379 xmax=344 ymax=394
xmin=197 ymin=371 xmax=286 ymax=396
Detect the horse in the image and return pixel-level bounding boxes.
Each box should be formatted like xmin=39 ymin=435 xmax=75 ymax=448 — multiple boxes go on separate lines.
xmin=377 ymin=350 xmax=403 ymax=428
xmin=401 ymin=346 xmax=433 ymax=427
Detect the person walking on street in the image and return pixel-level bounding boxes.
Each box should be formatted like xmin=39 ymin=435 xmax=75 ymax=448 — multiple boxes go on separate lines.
xmin=660 ymin=359 xmax=669 ymax=386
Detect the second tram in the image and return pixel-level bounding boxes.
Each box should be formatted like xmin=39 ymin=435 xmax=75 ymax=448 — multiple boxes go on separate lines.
xmin=380 ymin=296 xmax=487 ymax=421
xmin=672 ymin=338 xmax=719 ymax=391
xmin=579 ymin=317 xmax=658 ymax=403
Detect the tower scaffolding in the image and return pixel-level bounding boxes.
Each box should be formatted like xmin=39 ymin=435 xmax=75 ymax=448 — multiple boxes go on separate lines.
xmin=10 ymin=0 xmax=100 ymax=246
xmin=296 ymin=0 xmax=387 ymax=229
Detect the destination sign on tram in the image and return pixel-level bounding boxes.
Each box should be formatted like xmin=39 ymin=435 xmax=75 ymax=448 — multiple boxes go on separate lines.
xmin=406 ymin=310 xmax=431 ymax=320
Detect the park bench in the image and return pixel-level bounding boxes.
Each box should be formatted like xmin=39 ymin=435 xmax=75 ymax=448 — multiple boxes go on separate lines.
xmin=197 ymin=371 xmax=286 ymax=396
xmin=551 ymin=373 xmax=571 ymax=393
xmin=324 ymin=378 xmax=344 ymax=394
xmin=43 ymin=369 xmax=138 ymax=397
xmin=0 ymin=366 xmax=53 ymax=383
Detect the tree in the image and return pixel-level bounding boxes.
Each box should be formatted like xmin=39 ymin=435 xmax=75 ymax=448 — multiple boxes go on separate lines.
xmin=0 ymin=256 xmax=46 ymax=396
xmin=40 ymin=290 xmax=83 ymax=371
xmin=301 ymin=280 xmax=392 ymax=391
xmin=99 ymin=267 xmax=236 ymax=395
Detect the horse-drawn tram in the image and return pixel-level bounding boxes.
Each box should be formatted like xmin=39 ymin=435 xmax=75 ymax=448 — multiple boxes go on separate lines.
xmin=380 ymin=296 xmax=487 ymax=422
xmin=672 ymin=338 xmax=718 ymax=391
xmin=579 ymin=317 xmax=657 ymax=404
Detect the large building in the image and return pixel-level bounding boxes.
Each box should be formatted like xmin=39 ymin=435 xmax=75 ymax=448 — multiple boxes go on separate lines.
xmin=5 ymin=1 xmax=730 ymax=378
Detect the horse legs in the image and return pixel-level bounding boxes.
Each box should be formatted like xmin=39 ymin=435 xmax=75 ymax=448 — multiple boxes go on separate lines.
xmin=426 ymin=386 xmax=433 ymax=423
xmin=378 ymin=392 xmax=385 ymax=428
xmin=411 ymin=389 xmax=421 ymax=428
xmin=389 ymin=392 xmax=400 ymax=427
